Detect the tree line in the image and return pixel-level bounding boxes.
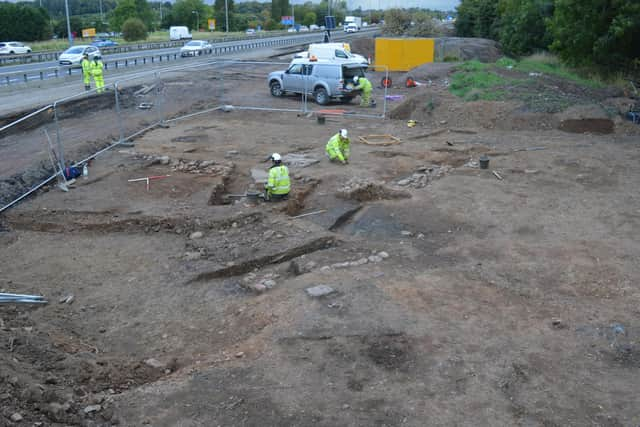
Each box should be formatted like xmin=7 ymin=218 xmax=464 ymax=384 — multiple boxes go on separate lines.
xmin=0 ymin=3 xmax=50 ymax=41
xmin=0 ymin=0 xmax=357 ymax=42
xmin=455 ymin=0 xmax=640 ymax=75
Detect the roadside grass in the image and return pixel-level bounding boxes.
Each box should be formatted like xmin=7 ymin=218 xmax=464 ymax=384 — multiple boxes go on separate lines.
xmin=495 ymin=53 xmax=604 ymax=88
xmin=450 ymin=53 xmax=610 ymax=103
xmin=449 ymin=61 xmax=506 ymax=100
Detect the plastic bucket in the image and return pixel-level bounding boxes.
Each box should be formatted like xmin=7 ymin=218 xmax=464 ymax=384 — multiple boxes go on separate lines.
xmin=479 ymin=156 xmax=490 ymax=169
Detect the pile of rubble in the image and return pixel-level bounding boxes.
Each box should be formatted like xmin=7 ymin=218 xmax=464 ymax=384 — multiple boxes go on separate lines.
xmin=320 ymin=251 xmax=389 ymax=271
xmin=337 ymin=178 xmax=410 ymax=202
xmin=242 ymin=272 xmax=280 ymax=293
xmin=396 ymin=165 xmax=452 ymax=188
xmin=171 ymin=158 xmax=235 ymax=177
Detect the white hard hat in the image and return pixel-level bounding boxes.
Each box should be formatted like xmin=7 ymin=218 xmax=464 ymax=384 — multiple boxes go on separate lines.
xmin=353 ymin=76 xmax=359 ymax=83
xmin=340 ymin=129 xmax=348 ymax=138
xmin=271 ymin=153 xmax=281 ymax=161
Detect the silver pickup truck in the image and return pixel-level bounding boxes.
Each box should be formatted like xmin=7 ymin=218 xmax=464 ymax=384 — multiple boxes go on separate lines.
xmin=267 ymin=59 xmax=367 ymax=105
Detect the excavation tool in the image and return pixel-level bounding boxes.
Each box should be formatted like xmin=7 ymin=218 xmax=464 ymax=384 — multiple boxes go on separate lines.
xmin=0 ymin=293 xmax=48 ymax=304
xmin=127 ymin=175 xmax=171 ymax=191
xmin=44 ymin=129 xmax=70 ymax=192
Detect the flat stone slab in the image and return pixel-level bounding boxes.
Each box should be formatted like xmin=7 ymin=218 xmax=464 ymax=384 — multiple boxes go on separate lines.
xmin=306 ymin=285 xmax=336 ymax=297
xmin=282 ymin=153 xmax=320 ymax=168
xmin=251 ymin=168 xmax=269 ymax=184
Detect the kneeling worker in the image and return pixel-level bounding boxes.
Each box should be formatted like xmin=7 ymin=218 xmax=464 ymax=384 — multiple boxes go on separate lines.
xmin=326 ymin=129 xmax=350 ymax=164
xmin=265 ymin=153 xmax=290 ymax=201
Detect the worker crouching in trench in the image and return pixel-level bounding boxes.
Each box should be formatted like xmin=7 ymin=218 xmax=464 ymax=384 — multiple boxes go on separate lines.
xmin=264 ymin=153 xmax=290 ymax=201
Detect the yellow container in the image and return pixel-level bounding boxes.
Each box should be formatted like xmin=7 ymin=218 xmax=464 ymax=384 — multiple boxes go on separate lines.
xmin=374 ymin=38 xmax=435 ymax=72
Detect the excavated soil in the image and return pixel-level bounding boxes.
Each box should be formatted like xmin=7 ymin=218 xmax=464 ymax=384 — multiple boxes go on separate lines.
xmin=1 ymin=51 xmax=640 ymax=426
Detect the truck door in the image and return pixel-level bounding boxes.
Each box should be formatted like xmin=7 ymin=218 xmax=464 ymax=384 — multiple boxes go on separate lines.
xmin=282 ymin=63 xmax=305 ymax=92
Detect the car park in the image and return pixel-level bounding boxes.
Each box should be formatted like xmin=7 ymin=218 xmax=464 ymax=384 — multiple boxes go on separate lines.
xmin=0 ymin=42 xmax=32 ymax=55
xmin=58 ymin=45 xmax=100 ymax=66
xmin=91 ymin=39 xmax=118 ymax=48
xmin=268 ymin=59 xmax=367 ymax=105
xmin=180 ymin=40 xmax=212 ymax=57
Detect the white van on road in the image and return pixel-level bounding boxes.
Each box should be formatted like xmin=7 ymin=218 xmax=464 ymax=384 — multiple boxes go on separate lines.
xmin=170 ymin=26 xmax=192 ymax=41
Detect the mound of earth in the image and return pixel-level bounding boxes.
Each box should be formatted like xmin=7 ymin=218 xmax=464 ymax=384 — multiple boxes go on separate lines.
xmin=402 ymin=63 xmax=458 ymax=84
xmin=350 ymin=37 xmax=375 ymax=60
xmin=434 ymin=37 xmax=502 ymax=63
xmin=389 ymin=88 xmax=555 ymax=131
xmin=337 ymin=178 xmax=410 ymax=202
xmin=556 ymin=104 xmax=615 ymax=134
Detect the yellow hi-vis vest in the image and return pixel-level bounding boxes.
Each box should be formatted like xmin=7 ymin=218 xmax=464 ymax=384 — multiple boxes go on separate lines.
xmin=326 ymin=133 xmax=350 ymax=161
xmin=266 ymin=165 xmax=290 ymax=195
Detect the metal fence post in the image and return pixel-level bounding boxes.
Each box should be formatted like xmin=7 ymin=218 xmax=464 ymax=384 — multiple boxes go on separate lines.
xmin=53 ymin=103 xmax=65 ymax=169
xmin=154 ymin=71 xmax=165 ymax=125
xmin=303 ymin=68 xmax=308 ymax=114
xmin=220 ymin=61 xmax=225 ymax=106
xmin=114 ymin=82 xmax=125 ymax=144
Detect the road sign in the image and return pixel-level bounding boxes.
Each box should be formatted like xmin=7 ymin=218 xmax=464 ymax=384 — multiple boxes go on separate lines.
xmin=325 ymin=16 xmax=336 ymax=29
xmin=82 ymin=28 xmax=96 ymax=38
xmin=281 ymin=15 xmax=294 ymax=25
xmin=208 ymin=19 xmax=216 ymax=30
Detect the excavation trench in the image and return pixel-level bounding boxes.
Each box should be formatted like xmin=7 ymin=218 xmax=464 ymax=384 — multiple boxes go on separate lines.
xmin=188 ymin=235 xmax=336 ymax=282
xmin=4 ymin=210 xmax=264 ymax=234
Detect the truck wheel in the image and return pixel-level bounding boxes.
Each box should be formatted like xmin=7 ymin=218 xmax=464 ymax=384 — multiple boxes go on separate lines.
xmin=315 ymin=87 xmax=329 ymax=105
xmin=270 ymin=81 xmax=283 ymax=97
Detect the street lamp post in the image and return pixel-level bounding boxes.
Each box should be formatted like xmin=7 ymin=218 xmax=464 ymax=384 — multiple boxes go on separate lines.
xmin=64 ymin=0 xmax=73 ymax=46
xmin=224 ymin=0 xmax=229 ymax=33
xmin=192 ymin=10 xmax=199 ymax=32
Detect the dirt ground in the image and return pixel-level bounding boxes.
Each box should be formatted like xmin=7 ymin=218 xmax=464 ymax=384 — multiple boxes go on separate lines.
xmin=2 ymin=48 xmax=640 ymax=426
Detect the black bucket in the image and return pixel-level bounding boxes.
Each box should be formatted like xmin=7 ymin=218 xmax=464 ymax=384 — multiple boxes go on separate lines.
xmin=317 ymin=115 xmax=326 ymax=125
xmin=479 ymin=156 xmax=490 ymax=169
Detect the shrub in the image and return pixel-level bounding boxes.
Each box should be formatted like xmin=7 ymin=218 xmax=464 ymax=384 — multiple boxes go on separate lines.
xmin=122 ymin=18 xmax=147 ymax=41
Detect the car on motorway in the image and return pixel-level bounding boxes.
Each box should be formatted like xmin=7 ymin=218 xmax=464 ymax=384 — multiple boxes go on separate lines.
xmin=180 ymin=40 xmax=212 ymax=57
xmin=91 ymin=39 xmax=118 ymax=48
xmin=345 ymin=23 xmax=358 ymax=33
xmin=299 ymin=25 xmax=310 ymax=32
xmin=0 ymin=42 xmax=32 ymax=55
xmin=245 ymin=28 xmax=256 ymax=36
xmin=268 ymin=58 xmax=367 ymax=105
xmin=58 ymin=45 xmax=101 ymax=66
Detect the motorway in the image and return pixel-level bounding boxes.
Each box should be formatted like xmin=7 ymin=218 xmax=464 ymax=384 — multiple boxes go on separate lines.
xmin=0 ymin=29 xmax=374 ymax=77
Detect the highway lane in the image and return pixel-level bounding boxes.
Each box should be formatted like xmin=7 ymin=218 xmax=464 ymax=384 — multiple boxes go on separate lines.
xmin=0 ymin=30 xmax=373 ymax=75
